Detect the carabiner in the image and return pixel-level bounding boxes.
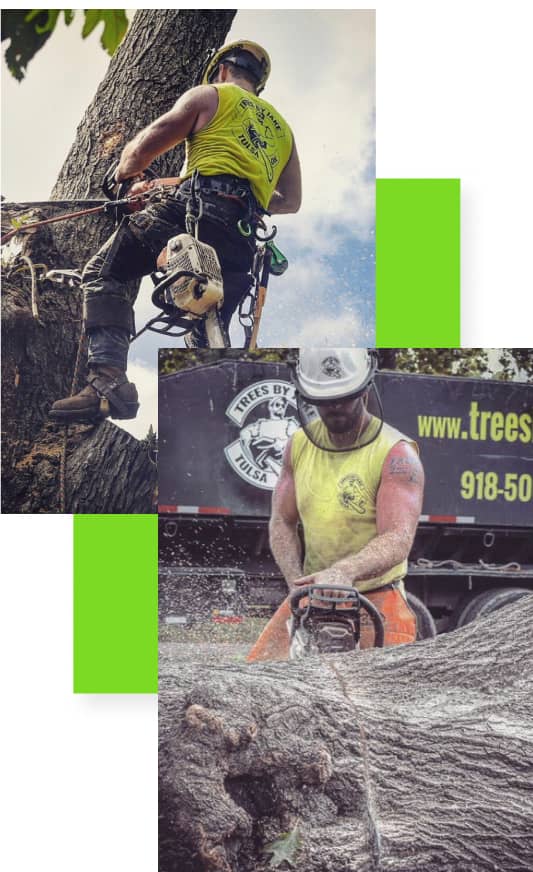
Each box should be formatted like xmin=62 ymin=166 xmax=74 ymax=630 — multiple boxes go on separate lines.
xmin=255 ymin=221 xmax=277 ymax=243
xmin=238 ymin=219 xmax=252 ymax=238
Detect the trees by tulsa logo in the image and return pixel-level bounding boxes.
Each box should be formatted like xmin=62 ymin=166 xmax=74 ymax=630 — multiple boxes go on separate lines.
xmin=224 ymin=380 xmax=298 ymax=490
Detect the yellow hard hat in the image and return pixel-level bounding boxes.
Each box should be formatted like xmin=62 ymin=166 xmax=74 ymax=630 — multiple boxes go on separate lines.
xmin=201 ymin=40 xmax=271 ymax=95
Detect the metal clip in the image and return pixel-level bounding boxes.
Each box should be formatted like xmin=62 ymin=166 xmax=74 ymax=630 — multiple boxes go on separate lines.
xmin=255 ymin=219 xmax=277 ymax=242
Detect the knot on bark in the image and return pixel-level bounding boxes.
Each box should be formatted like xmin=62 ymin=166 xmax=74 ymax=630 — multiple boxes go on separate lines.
xmin=98 ymin=124 xmax=127 ymax=158
xmin=298 ymin=747 xmax=333 ymax=785
xmin=185 ymin=703 xmax=258 ymax=749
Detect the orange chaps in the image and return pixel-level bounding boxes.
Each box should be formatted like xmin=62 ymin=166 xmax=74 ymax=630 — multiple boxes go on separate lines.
xmin=246 ymin=587 xmax=417 ymax=663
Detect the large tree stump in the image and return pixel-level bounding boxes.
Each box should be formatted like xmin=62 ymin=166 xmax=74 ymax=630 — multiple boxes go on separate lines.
xmin=1 ymin=10 xmax=235 ymax=512
xmin=159 ymin=596 xmax=533 ymax=871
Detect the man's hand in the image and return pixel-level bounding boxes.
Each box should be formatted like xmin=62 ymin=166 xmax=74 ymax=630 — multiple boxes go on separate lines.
xmin=290 ymin=566 xmax=344 ymax=596
xmin=127 ymin=179 xmax=156 ymax=197
xmin=125 ymin=178 xmax=158 ymax=210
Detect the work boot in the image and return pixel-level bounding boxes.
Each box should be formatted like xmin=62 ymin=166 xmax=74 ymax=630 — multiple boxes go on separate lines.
xmin=49 ymin=365 xmax=139 ymax=424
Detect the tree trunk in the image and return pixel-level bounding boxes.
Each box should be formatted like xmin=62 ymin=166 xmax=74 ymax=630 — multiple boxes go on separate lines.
xmin=159 ymin=596 xmax=533 ymax=872
xmin=50 ymin=9 xmax=237 ymax=261
xmin=1 ymin=10 xmax=236 ymax=513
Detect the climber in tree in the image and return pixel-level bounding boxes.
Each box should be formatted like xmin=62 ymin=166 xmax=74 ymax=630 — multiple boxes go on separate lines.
xmin=49 ymin=41 xmax=301 ymax=424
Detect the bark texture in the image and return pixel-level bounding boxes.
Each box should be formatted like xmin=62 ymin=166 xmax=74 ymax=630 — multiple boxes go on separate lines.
xmin=2 ymin=10 xmax=235 ymax=512
xmin=159 ymin=596 xmax=533 ymax=872
xmin=50 ymin=9 xmax=236 ymax=261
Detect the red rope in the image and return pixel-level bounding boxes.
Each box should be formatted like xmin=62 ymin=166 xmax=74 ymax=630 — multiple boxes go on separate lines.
xmin=1 ymin=204 xmax=109 ymax=245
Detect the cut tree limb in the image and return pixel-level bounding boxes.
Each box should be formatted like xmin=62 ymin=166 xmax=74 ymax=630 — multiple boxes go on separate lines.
xmin=159 ymin=596 xmax=533 ymax=872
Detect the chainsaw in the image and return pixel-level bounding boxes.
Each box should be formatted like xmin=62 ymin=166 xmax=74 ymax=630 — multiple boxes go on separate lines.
xmin=288 ymin=584 xmax=385 ymax=659
xmin=147 ymin=233 xmax=228 ymax=347
xmin=144 ymin=234 xmax=288 ymax=349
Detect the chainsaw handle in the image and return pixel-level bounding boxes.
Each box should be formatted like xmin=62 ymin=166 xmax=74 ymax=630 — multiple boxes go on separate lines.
xmin=290 ymin=584 xmax=357 ymax=615
xmin=151 ymin=269 xmax=208 ymax=315
xmin=289 ymin=584 xmax=385 ymax=648
xmin=358 ymin=594 xmax=385 ymax=648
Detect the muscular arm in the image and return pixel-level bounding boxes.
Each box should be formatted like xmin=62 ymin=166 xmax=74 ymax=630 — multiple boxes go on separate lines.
xmin=269 ymin=438 xmax=303 ymax=588
xmin=295 ymin=441 xmax=424 ymax=589
xmin=268 ymin=140 xmax=302 ymax=214
xmin=115 ymin=85 xmax=218 ymax=181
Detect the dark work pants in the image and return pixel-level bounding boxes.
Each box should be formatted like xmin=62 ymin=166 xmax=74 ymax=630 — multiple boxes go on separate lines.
xmin=83 ymin=182 xmax=255 ymax=367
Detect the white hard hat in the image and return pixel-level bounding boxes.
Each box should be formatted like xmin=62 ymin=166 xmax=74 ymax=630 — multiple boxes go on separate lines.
xmin=295 ymin=349 xmax=377 ymax=402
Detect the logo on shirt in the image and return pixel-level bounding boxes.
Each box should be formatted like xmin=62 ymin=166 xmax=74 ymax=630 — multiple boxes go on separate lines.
xmin=224 ymin=380 xmax=298 ymax=490
xmin=233 ymin=97 xmax=285 ymax=182
xmin=338 ymin=473 xmax=369 ymax=515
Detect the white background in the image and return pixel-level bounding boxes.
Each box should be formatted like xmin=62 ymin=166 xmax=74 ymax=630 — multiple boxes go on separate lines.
xmin=2 ymin=1 xmax=532 ymax=870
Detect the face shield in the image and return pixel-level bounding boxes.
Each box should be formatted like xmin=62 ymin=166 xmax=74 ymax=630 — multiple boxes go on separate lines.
xmin=291 ymin=348 xmax=384 ymax=453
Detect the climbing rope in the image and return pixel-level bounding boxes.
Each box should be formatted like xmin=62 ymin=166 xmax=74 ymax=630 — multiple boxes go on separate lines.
xmin=1 ymin=181 xmax=182 ymax=245
xmin=59 ymin=327 xmax=87 ymax=513
xmin=1 ymin=202 xmax=117 ymax=245
xmin=7 ymin=256 xmax=48 ymax=322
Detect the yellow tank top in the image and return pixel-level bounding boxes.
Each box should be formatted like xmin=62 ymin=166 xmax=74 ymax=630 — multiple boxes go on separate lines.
xmin=291 ymin=417 xmax=418 ymax=592
xmin=184 ymin=84 xmax=293 ymax=210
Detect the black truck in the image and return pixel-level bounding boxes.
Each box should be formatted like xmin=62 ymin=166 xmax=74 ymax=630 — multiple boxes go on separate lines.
xmin=159 ymin=359 xmax=533 ymax=634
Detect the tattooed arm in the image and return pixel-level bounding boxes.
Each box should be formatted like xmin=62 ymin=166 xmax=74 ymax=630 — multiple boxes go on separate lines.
xmin=269 ymin=438 xmax=304 ymax=589
xmin=294 ymin=440 xmax=424 ymax=589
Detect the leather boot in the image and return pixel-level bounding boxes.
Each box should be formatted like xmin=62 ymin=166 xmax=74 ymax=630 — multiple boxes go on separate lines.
xmin=49 ymin=365 xmax=139 ymax=424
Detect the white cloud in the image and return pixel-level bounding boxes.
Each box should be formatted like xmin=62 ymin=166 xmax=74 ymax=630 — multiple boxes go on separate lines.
xmin=257 ymin=252 xmax=374 ymax=347
xmin=286 ymin=311 xmax=369 ymax=347
xmin=229 ymin=10 xmax=375 ymax=248
xmin=1 ymin=17 xmax=110 ymax=201
xmin=114 ymin=359 xmax=158 ymax=441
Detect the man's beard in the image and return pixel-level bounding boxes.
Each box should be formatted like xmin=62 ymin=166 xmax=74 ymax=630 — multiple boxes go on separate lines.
xmin=319 ymin=407 xmax=362 ymax=434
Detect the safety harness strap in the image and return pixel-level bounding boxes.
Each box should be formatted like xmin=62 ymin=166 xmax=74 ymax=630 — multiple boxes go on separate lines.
xmin=87 ymin=371 xmax=131 ymax=417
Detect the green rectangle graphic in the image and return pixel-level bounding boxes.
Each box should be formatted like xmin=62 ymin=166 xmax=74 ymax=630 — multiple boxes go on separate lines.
xmin=376 ymin=179 xmax=460 ymax=346
xmin=72 ymin=179 xmax=461 ymax=693
xmin=73 ymin=514 xmax=158 ymax=693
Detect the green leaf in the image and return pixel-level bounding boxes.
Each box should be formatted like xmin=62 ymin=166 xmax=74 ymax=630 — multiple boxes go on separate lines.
xmin=2 ymin=10 xmax=54 ymax=80
xmin=81 ymin=10 xmax=128 ymax=55
xmin=81 ymin=9 xmax=101 ymax=38
xmin=263 ymin=824 xmax=302 ymax=869
xmin=33 ymin=10 xmax=59 ymax=35
xmin=10 ymin=213 xmax=33 ymax=230
xmin=2 ymin=8 xmax=127 ymax=80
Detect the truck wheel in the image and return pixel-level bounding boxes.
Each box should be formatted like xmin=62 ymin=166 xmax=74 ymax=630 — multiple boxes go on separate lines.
xmin=405 ymin=592 xmax=437 ymax=640
xmin=454 ymin=587 xmax=532 ymax=629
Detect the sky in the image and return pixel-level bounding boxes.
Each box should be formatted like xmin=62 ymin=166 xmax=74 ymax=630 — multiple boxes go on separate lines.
xmin=1 ymin=9 xmax=375 ymax=439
